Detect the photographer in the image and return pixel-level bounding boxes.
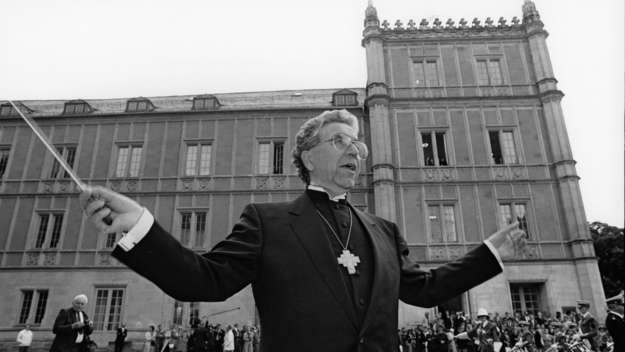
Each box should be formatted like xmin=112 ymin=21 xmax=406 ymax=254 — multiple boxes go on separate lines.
xmin=50 ymin=294 xmax=94 ymax=352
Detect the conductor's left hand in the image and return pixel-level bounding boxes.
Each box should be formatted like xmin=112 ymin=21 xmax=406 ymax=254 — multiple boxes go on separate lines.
xmin=80 ymin=186 xmax=143 ymax=234
xmin=486 ymin=221 xmax=528 ymax=259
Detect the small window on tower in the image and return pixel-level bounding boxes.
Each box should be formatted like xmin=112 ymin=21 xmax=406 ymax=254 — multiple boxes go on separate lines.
xmin=332 ymin=90 xmax=358 ymax=107
xmin=63 ymin=100 xmax=93 ymax=115
xmin=193 ymin=95 xmax=220 ymax=111
xmin=126 ymin=98 xmax=155 ymax=112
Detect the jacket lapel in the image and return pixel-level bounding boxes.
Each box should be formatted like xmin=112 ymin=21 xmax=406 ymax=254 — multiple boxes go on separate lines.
xmin=288 ymin=194 xmax=359 ymax=331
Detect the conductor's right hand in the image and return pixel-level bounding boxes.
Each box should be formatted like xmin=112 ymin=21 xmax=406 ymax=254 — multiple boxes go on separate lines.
xmin=79 ymin=186 xmax=143 ymax=234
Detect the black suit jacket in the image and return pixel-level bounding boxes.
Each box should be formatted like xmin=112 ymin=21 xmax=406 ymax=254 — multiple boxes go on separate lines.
xmin=51 ymin=308 xmax=93 ymax=352
xmin=113 ymin=193 xmax=501 ymax=352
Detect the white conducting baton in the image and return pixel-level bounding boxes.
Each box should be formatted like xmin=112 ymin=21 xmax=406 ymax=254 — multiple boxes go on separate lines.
xmin=9 ymin=100 xmax=112 ymax=224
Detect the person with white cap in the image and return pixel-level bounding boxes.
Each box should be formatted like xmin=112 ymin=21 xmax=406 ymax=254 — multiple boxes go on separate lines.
xmin=576 ymin=299 xmax=598 ymax=351
xmin=50 ymin=294 xmax=93 ymax=352
xmin=455 ymin=308 xmax=500 ymax=352
xmin=605 ymin=291 xmax=623 ymax=352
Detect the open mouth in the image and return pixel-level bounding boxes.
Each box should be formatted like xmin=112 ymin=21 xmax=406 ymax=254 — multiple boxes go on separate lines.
xmin=340 ymin=162 xmax=357 ymax=171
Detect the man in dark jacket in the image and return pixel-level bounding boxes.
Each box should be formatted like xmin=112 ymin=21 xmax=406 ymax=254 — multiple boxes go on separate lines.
xmin=81 ymin=110 xmax=527 ymax=352
xmin=577 ymin=300 xmax=598 ymax=351
xmin=115 ymin=323 xmax=128 ymax=352
xmin=50 ymin=294 xmax=93 ymax=352
xmin=605 ymin=292 xmax=623 ymax=352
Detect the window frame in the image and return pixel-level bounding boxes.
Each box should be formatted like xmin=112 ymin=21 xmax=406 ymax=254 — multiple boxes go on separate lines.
xmin=177 ymin=209 xmax=210 ymax=249
xmin=114 ymin=143 xmax=143 ymax=178
xmin=0 ymin=146 xmax=10 ymax=178
xmin=92 ymin=286 xmax=125 ymax=331
xmin=32 ymin=211 xmax=65 ymax=249
xmin=16 ymin=289 xmax=49 ymax=326
xmin=509 ymin=282 xmax=544 ymax=316
xmin=426 ymin=203 xmax=459 ymax=243
xmin=125 ymin=98 xmax=155 ymax=113
xmin=498 ymin=200 xmax=531 ymax=239
xmin=183 ymin=140 xmax=213 ymax=177
xmin=475 ymin=57 xmax=504 ymax=86
xmin=62 ymin=100 xmax=92 ymax=115
xmin=488 ymin=129 xmax=519 ymax=165
xmin=419 ymin=130 xmax=450 ymax=167
xmin=256 ymin=139 xmax=286 ymax=175
xmin=48 ymin=144 xmax=78 ymax=179
xmin=192 ymin=95 xmax=220 ymax=111
xmin=412 ymin=58 xmax=441 ymax=88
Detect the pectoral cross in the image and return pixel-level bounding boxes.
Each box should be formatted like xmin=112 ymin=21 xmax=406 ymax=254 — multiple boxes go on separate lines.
xmin=338 ymin=249 xmax=360 ymax=275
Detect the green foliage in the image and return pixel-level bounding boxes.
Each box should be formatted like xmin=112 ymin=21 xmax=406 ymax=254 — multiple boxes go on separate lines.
xmin=589 ymin=221 xmax=624 ymax=297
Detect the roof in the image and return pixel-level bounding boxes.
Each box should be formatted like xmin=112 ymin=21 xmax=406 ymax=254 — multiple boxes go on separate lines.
xmin=1 ymin=88 xmax=365 ymax=118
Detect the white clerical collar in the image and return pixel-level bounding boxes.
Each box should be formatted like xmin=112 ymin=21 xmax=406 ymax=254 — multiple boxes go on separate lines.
xmin=307 ymin=185 xmax=347 ymax=202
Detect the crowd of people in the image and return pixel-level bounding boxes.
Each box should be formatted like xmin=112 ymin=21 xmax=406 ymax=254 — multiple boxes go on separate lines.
xmin=398 ymin=296 xmax=623 ymax=352
xmin=142 ymin=321 xmax=260 ymax=352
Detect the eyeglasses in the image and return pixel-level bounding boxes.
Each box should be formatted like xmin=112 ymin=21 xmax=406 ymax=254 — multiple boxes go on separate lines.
xmin=321 ymin=132 xmax=369 ymax=159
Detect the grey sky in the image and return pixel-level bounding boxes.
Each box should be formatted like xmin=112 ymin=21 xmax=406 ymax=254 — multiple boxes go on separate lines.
xmin=1 ymin=0 xmax=623 ymax=226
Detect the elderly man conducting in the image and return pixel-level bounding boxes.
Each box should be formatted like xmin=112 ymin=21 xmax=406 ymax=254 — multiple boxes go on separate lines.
xmin=81 ymin=109 xmax=526 ymax=352
xmin=50 ymin=294 xmax=93 ymax=352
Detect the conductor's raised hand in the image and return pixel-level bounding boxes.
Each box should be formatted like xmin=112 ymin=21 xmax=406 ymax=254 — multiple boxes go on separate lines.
xmin=79 ymin=186 xmax=143 ymax=234
xmin=486 ymin=221 xmax=528 ymax=259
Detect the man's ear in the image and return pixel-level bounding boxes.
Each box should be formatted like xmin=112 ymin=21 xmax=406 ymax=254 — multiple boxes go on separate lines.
xmin=302 ymin=150 xmax=314 ymax=171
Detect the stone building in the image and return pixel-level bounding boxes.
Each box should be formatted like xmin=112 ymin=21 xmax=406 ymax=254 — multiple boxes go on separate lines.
xmin=0 ymin=1 xmax=605 ymax=349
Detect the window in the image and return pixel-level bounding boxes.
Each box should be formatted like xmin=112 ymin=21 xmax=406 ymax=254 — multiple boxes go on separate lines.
xmin=63 ymin=100 xmax=92 ymax=115
xmin=332 ymin=89 xmax=358 ymax=107
xmin=510 ymin=283 xmax=543 ymax=315
xmin=179 ymin=211 xmax=208 ymax=248
xmin=499 ymin=202 xmax=530 ymax=238
xmin=18 ymin=289 xmax=48 ymax=325
xmin=126 ymin=98 xmax=154 ymax=112
xmin=421 ymin=131 xmax=448 ymax=166
xmin=189 ymin=302 xmax=200 ymax=326
xmin=185 ymin=143 xmax=212 ymax=176
xmin=476 ymin=59 xmax=503 ymax=86
xmin=193 ymin=95 xmax=220 ymax=110
xmin=93 ymin=288 xmax=124 ymax=331
xmin=488 ymin=130 xmax=517 ymax=164
xmin=34 ymin=213 xmax=64 ymax=249
xmin=173 ymin=301 xmax=184 ymax=325
xmin=428 ymin=204 xmax=458 ymax=242
xmin=115 ymin=145 xmax=142 ymax=177
xmin=104 ymin=233 xmax=118 ymax=248
xmin=414 ymin=60 xmax=440 ymax=87
xmin=258 ymin=141 xmax=285 ymax=175
xmin=0 ymin=103 xmax=17 ymax=116
xmin=49 ymin=145 xmax=77 ymax=179
xmin=0 ymin=147 xmax=9 ymax=177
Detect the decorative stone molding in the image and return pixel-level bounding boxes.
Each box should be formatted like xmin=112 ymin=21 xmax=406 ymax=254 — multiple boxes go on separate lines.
xmin=127 ymin=180 xmax=138 ymax=191
xmin=110 ymin=180 xmax=122 ymax=192
xmin=448 ymin=247 xmax=463 ymax=259
xmin=256 ymin=176 xmax=269 ymax=190
xmin=98 ymin=252 xmax=111 ymax=266
xmin=273 ymin=176 xmax=285 ymax=189
xmin=428 ymin=247 xmax=446 ymax=261
xmin=493 ymin=167 xmax=527 ymax=180
xmin=26 ymin=252 xmax=39 ymax=266
xmin=198 ymin=178 xmax=212 ymax=190
xmin=44 ymin=253 xmax=56 ymax=266
xmin=181 ymin=179 xmax=194 ymax=191
xmin=424 ymin=168 xmax=455 ymax=182
xmin=42 ymin=182 xmax=53 ymax=193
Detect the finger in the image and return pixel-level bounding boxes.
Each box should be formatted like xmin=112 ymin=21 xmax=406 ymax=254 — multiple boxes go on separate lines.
xmin=501 ymin=221 xmax=520 ymax=233
xmin=84 ymin=198 xmax=107 ymax=217
xmin=91 ymin=207 xmax=113 ymax=232
xmin=78 ymin=186 xmax=94 ymax=210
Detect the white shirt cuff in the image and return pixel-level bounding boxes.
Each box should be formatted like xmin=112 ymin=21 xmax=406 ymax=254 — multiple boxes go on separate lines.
xmin=117 ymin=207 xmax=154 ymax=252
xmin=483 ymin=239 xmax=504 ymax=270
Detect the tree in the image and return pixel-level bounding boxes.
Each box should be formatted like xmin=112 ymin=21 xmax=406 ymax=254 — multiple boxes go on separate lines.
xmin=589 ymin=221 xmax=624 ymax=297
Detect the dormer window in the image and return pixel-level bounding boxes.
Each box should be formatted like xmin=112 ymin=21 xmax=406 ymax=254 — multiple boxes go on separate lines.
xmin=193 ymin=95 xmax=220 ymax=111
xmin=332 ymin=89 xmax=358 ymax=107
xmin=1 ymin=102 xmax=32 ymax=117
xmin=126 ymin=97 xmax=155 ymax=113
xmin=63 ymin=100 xmax=93 ymax=115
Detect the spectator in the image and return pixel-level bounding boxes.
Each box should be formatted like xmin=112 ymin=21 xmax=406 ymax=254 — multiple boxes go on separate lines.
xmin=50 ymin=294 xmax=93 ymax=352
xmin=16 ymin=324 xmax=33 ymax=352
xmin=223 ymin=326 xmax=235 ymax=352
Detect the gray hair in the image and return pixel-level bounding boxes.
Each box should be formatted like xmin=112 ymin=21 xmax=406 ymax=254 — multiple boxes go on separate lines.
xmin=291 ymin=109 xmax=360 ymax=185
xmin=73 ymin=294 xmax=88 ymax=304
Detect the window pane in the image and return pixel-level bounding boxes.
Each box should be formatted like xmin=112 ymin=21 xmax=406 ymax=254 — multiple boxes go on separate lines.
xmin=50 ymin=146 xmax=62 ymax=178
xmin=0 ymin=148 xmax=9 ymax=177
xmin=501 ymin=131 xmax=517 ymax=164
xmin=435 ymin=132 xmax=447 ymax=166
xmin=514 ymin=203 xmax=529 ymax=238
xmin=199 ymin=145 xmax=211 ymax=175
xmin=189 ymin=302 xmax=200 ymax=326
xmin=273 ymin=142 xmax=284 ymax=174
xmin=258 ymin=143 xmax=270 ymax=174
xmin=489 ymin=131 xmax=503 ymax=164
xmin=48 ymin=214 xmax=63 ymax=248
xmin=34 ymin=290 xmax=48 ymax=324
xmin=105 ymin=233 xmax=117 ymax=248
xmin=63 ymin=146 xmax=77 ymax=178
xmin=443 ymin=205 xmax=457 ymax=242
xmin=488 ymin=60 xmax=503 ymax=85
xmin=107 ymin=289 xmax=124 ymax=331
xmin=19 ymin=290 xmax=34 ymax=324
xmin=129 ymin=147 xmax=142 ymax=177
xmin=421 ymin=133 xmax=434 ymax=166
xmin=93 ymin=289 xmax=109 ymax=330
xmin=127 ymin=101 xmax=137 ymax=112
xmin=414 ymin=62 xmax=425 ymax=87
xmin=173 ymin=301 xmax=184 ymax=325
xmin=35 ymin=214 xmax=49 ymax=248
xmin=477 ymin=60 xmax=489 ymax=85
xmin=498 ymin=204 xmax=512 ymax=229
xmin=180 ymin=213 xmax=191 ymax=245
xmin=425 ymin=61 xmax=439 ymax=87
xmin=428 ymin=205 xmax=443 ymax=243
xmin=116 ymin=147 xmax=129 ymax=177
xmin=195 ymin=212 xmax=207 ymax=247
xmin=185 ymin=145 xmax=198 ymax=176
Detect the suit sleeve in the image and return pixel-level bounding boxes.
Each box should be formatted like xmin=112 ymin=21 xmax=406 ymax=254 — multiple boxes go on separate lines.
xmin=112 ymin=204 xmax=262 ymax=302
xmin=395 ymin=223 xmax=502 ymax=307
xmin=52 ymin=309 xmax=74 ymax=335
